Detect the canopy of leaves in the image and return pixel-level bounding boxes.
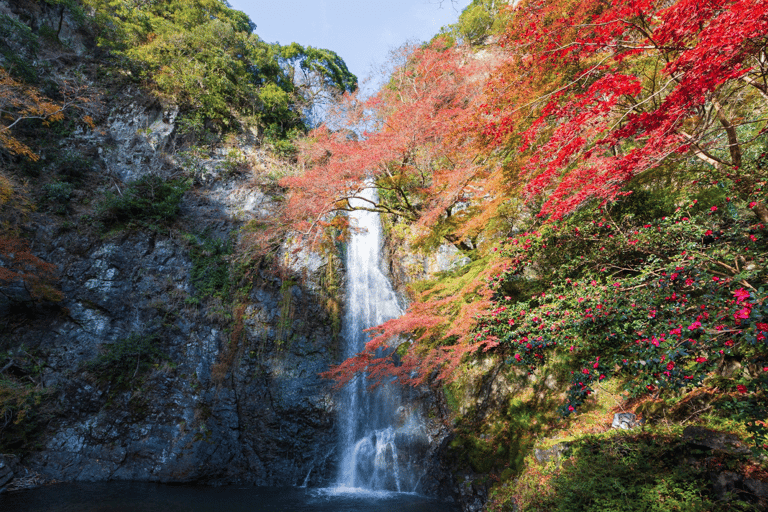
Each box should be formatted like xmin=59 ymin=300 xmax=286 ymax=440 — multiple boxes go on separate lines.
xmin=83 ymin=0 xmax=357 ymax=134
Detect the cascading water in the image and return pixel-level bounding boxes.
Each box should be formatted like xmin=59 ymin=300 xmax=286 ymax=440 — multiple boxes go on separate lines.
xmin=335 ymin=187 xmax=427 ymax=493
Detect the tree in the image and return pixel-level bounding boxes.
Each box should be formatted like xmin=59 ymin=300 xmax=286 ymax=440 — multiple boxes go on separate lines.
xmin=0 ymin=67 xmax=66 ymax=161
xmin=282 ymin=40 xmax=503 ymax=250
xmin=0 ymin=236 xmax=62 ymax=304
xmin=483 ymin=0 xmax=768 ymax=220
xmin=84 ymin=0 xmax=356 ymax=135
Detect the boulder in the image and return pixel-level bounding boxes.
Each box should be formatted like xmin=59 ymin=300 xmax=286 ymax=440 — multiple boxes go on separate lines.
xmin=534 ymin=442 xmax=570 ymax=464
xmin=682 ymin=426 xmax=751 ymax=455
xmin=0 ymin=455 xmax=17 ymax=493
xmin=611 ymin=412 xmax=641 ymax=430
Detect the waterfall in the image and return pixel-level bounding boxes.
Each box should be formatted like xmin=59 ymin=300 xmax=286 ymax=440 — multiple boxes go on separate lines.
xmin=335 ymin=187 xmax=426 ymax=493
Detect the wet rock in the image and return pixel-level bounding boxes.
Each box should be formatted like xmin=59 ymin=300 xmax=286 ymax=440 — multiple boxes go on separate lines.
xmin=744 ymin=478 xmax=768 ymax=503
xmin=712 ymin=471 xmax=742 ymax=500
xmin=0 ymin=455 xmax=15 ymax=493
xmin=709 ymin=470 xmax=768 ymax=507
xmin=455 ymin=472 xmax=489 ymax=512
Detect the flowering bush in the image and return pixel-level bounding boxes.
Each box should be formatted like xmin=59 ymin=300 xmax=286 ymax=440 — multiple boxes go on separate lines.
xmin=478 ymin=184 xmax=768 ymax=449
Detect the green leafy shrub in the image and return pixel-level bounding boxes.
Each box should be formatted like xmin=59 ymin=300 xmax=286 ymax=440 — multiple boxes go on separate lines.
xmin=0 ymin=351 xmax=55 ymax=454
xmin=189 ymin=235 xmax=232 ymax=303
xmin=479 ymin=179 xmax=768 ymax=450
xmin=97 ymin=175 xmax=188 ymax=231
xmin=41 ymin=181 xmax=73 ymax=214
xmin=0 ymin=376 xmax=51 ymax=453
xmin=510 ymin=433 xmax=757 ymax=512
xmin=85 ymin=333 xmax=167 ymax=393
xmin=56 ymin=151 xmax=93 ymax=184
xmin=0 ymin=14 xmax=39 ymax=83
xmin=83 ymin=0 xmax=355 ymax=136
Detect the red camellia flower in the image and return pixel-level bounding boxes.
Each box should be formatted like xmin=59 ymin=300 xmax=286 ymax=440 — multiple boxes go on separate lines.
xmin=733 ymin=288 xmax=750 ymax=303
xmin=734 ymin=307 xmax=750 ymax=320
xmin=737 ymin=384 xmax=748 ymax=394
xmin=695 ymin=357 xmax=707 ymax=363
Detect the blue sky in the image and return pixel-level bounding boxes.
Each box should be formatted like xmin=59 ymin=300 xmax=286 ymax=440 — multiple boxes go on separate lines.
xmin=226 ymin=0 xmax=472 ymax=92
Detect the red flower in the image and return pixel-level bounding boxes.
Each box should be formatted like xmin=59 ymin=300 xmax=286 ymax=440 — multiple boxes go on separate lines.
xmin=734 ymin=308 xmax=750 ymax=320
xmin=737 ymin=384 xmax=748 ymax=394
xmin=733 ymin=288 xmax=750 ymax=303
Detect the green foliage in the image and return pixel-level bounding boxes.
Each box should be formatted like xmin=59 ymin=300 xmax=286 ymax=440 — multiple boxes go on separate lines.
xmin=276 ymin=277 xmax=297 ymax=347
xmin=0 ymin=14 xmax=40 ymax=83
xmin=0 ymin=376 xmax=50 ymax=453
xmin=433 ymin=0 xmax=509 ymax=46
xmin=85 ymin=332 xmax=167 ymax=393
xmin=55 ymin=151 xmax=93 ymax=184
xmin=41 ymin=180 xmax=73 ymax=214
xmin=188 ymin=235 xmax=232 ymax=303
xmin=479 ymin=176 xmax=768 ymax=449
xmin=263 ymin=123 xmax=302 ymax=158
xmin=96 ymin=175 xmax=188 ymax=231
xmin=511 ymin=433 xmax=758 ymax=512
xmin=0 ymin=350 xmax=55 ymax=454
xmin=83 ymin=0 xmax=356 ymax=137
xmin=453 ymin=0 xmax=508 ymax=45
xmin=279 ymin=42 xmax=357 ymax=94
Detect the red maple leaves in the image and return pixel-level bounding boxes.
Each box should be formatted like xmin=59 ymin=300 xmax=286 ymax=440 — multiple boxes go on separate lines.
xmin=485 ymin=0 xmax=768 ymax=219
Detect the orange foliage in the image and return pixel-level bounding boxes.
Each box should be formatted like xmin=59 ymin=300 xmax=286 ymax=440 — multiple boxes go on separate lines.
xmin=0 ymin=67 xmax=66 ymax=161
xmin=283 ymin=40 xmax=508 ymax=248
xmin=0 ymin=236 xmax=62 ymax=303
xmin=322 ymin=256 xmax=509 ymax=388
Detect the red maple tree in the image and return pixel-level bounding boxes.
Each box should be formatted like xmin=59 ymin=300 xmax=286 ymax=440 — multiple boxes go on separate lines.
xmin=484 ymin=0 xmax=768 ymax=220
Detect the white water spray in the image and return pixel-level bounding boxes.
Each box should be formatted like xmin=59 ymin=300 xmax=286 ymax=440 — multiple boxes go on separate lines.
xmin=335 ymin=187 xmax=427 ymax=493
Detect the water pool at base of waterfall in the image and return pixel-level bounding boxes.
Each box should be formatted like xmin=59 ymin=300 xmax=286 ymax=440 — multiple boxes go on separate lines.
xmin=0 ymin=482 xmax=459 ymax=511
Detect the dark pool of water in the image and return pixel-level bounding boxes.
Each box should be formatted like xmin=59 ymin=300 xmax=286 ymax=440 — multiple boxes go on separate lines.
xmin=0 ymin=482 xmax=460 ymax=511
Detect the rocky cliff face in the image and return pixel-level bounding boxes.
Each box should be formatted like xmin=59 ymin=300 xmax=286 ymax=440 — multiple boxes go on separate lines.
xmin=3 ymin=88 xmax=342 ymax=486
